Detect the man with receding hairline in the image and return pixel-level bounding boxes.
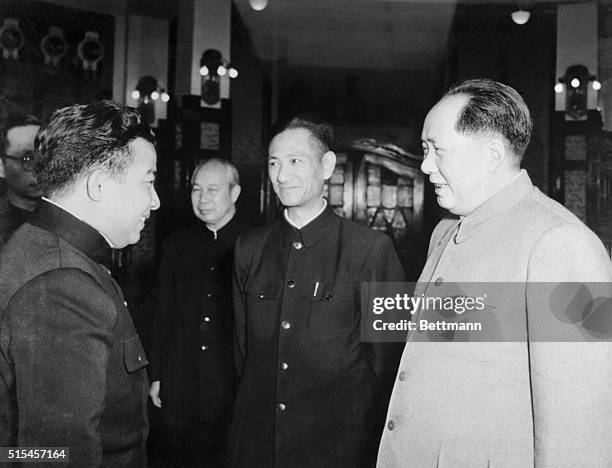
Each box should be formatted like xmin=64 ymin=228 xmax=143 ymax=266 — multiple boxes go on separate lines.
xmin=377 ymin=79 xmax=612 ymax=467
xmin=0 ymin=101 xmax=160 ymax=467
xmin=149 ymin=158 xmax=250 ymax=467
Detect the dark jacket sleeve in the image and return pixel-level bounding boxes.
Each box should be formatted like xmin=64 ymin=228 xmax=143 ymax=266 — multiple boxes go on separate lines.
xmin=8 ymin=268 xmax=116 ymax=468
xmin=363 ymin=234 xmax=405 ymax=382
xmin=232 ymin=236 xmax=248 ymax=378
xmin=149 ymin=239 xmax=175 ymax=382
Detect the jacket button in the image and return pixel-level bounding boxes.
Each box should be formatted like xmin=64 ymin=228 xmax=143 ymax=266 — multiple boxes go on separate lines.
xmin=292 ymin=241 xmax=303 ymax=250
xmin=387 ymin=420 xmax=395 ymax=431
xmin=434 ymin=277 xmax=443 ymax=286
xmin=204 ymin=316 xmax=211 ymax=322
xmin=280 ymin=362 xmax=289 ymax=370
xmin=258 ymin=293 xmax=265 ymax=299
xmin=287 ymin=280 xmax=295 ymax=288
xmin=123 ymin=300 xmax=128 ymax=307
xmin=398 ymin=371 xmax=407 ymax=381
xmin=137 ymin=356 xmax=142 ymax=362
xmin=209 ymin=265 xmax=215 ymax=271
xmin=281 ymin=321 xmax=291 ymax=330
xmin=206 ymin=292 xmax=213 ymax=298
xmin=201 ymin=345 xmax=208 ymax=351
xmin=277 ymin=403 xmax=286 ymax=411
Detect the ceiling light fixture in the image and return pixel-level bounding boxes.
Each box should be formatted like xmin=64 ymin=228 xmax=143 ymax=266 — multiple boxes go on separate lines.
xmin=249 ymin=0 xmax=268 ymax=12
xmin=511 ymin=7 xmax=530 ymax=25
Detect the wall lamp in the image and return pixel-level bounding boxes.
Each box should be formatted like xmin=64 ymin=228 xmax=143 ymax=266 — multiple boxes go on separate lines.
xmin=199 ymin=49 xmax=238 ymax=105
xmin=130 ymin=75 xmax=169 ymax=125
xmin=131 ymin=75 xmax=170 ymax=103
xmin=554 ymin=65 xmax=601 ymax=119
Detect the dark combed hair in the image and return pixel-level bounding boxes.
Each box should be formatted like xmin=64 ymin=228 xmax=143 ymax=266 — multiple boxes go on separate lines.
xmin=447 ymin=78 xmax=533 ymax=160
xmin=269 ymin=113 xmax=334 ymax=155
xmin=0 ymin=98 xmax=41 ymax=153
xmin=35 ymin=100 xmax=155 ymax=197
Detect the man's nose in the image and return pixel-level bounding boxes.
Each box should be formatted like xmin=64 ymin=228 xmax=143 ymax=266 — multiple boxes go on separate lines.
xmin=199 ymin=191 xmax=211 ymax=204
xmin=421 ymin=152 xmax=436 ymax=175
xmin=275 ymin=163 xmax=291 ymax=183
xmin=151 ymin=186 xmax=161 ymax=210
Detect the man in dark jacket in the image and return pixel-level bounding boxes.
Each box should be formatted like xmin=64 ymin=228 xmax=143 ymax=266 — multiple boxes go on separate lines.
xmin=0 ymin=101 xmax=160 ymax=467
xmin=231 ymin=116 xmax=405 ymax=468
xmin=149 ymin=158 xmax=250 ymax=467
xmin=0 ymin=100 xmax=41 ymax=247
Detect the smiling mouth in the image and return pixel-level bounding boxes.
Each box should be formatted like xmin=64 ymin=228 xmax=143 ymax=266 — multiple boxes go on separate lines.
xmin=279 ymin=186 xmax=300 ymax=192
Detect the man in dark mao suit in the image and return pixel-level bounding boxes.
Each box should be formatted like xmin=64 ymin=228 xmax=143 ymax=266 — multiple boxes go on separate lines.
xmin=149 ymin=158 xmax=251 ymax=467
xmin=0 ymin=101 xmax=160 ymax=467
xmin=231 ymin=116 xmax=405 ymax=468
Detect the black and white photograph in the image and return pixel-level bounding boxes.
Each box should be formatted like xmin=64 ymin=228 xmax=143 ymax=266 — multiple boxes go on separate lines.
xmin=0 ymin=0 xmax=611 ymax=467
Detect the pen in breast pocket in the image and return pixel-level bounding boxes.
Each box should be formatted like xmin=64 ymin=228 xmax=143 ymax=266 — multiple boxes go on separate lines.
xmin=313 ymin=281 xmax=320 ymax=297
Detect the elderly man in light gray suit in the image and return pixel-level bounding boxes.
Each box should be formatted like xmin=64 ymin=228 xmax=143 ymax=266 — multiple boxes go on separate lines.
xmin=377 ymin=78 xmax=612 ymax=467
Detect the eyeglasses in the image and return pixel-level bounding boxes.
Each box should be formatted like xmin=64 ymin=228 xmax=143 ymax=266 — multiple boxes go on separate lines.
xmin=2 ymin=151 xmax=35 ymax=172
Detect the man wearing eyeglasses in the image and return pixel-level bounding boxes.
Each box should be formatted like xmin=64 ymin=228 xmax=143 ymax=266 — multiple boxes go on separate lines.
xmin=0 ymin=100 xmax=41 ymax=247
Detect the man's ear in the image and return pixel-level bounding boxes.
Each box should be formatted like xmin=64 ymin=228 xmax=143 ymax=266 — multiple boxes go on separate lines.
xmin=230 ymin=184 xmax=241 ymax=203
xmin=487 ymin=138 xmax=507 ymax=172
xmin=322 ymin=151 xmax=336 ymax=180
xmin=0 ymin=158 xmax=5 ymax=178
xmin=86 ymin=169 xmax=109 ymax=202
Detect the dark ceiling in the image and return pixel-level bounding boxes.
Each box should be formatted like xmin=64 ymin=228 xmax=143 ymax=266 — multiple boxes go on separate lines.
xmin=126 ymin=0 xmax=592 ymax=71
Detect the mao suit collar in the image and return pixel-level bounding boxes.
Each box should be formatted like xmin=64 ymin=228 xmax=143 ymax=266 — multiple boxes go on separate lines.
xmin=29 ymin=199 xmax=111 ymax=265
xmin=199 ymin=213 xmax=245 ymax=241
xmin=455 ymin=169 xmax=533 ymax=244
xmin=281 ymin=204 xmax=337 ymax=248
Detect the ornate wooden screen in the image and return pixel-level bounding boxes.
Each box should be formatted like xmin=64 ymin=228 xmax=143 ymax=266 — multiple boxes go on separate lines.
xmin=325 ymin=141 xmax=425 ymax=279
xmin=551 ymin=111 xmax=612 ymax=257
xmin=588 ymin=133 xmax=612 ymax=256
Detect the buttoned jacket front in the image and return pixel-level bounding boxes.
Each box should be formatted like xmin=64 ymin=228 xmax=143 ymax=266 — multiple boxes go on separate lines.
xmin=0 ymin=201 xmax=149 ymax=467
xmin=231 ymin=206 xmax=405 ymax=468
xmin=149 ymin=216 xmax=251 ymax=425
xmin=377 ymin=171 xmax=612 ymax=467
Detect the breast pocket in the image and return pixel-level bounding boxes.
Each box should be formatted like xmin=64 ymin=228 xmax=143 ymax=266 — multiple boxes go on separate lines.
xmin=123 ymin=336 xmax=149 ymax=373
xmin=245 ymin=283 xmax=280 ymax=338
xmin=307 ymin=282 xmax=356 ymax=338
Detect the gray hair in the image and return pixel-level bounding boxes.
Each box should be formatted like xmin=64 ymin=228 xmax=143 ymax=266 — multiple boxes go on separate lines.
xmin=191 ymin=158 xmax=240 ymax=188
